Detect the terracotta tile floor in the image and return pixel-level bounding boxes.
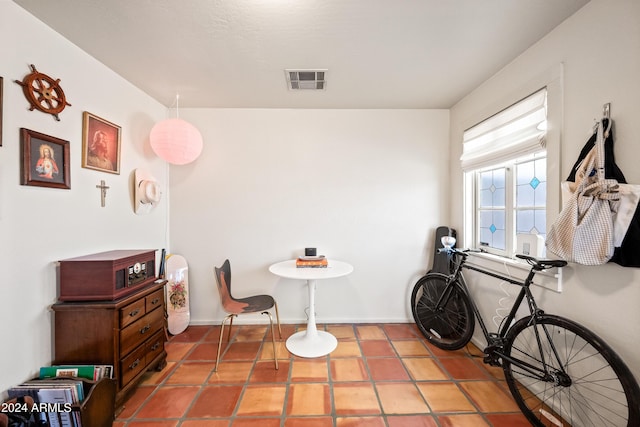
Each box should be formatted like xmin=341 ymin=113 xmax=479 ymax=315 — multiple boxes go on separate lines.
xmin=114 ymin=323 xmax=531 ymax=427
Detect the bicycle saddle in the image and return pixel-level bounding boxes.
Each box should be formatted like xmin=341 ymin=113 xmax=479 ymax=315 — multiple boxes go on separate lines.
xmin=516 ymin=254 xmax=567 ymax=270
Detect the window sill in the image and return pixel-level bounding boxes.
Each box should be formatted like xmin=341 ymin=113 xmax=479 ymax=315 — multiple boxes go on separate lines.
xmin=465 ymin=251 xmax=563 ymax=293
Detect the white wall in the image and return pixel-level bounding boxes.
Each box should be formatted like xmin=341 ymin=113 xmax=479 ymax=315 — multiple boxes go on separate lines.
xmin=170 ymin=108 xmax=450 ymax=325
xmin=450 ymin=0 xmax=640 ymax=381
xmin=0 ymin=2 xmax=168 ymax=393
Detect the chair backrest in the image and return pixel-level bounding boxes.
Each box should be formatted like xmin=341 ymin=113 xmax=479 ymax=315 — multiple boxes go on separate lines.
xmin=214 ymin=259 xmax=249 ymax=314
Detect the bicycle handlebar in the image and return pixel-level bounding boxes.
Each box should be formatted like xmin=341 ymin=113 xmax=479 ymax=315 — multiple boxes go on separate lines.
xmin=436 ymin=247 xmax=480 ymax=257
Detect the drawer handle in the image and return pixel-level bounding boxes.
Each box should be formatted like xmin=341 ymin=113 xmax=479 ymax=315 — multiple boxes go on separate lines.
xmin=129 ymin=359 xmax=141 ymax=370
xmin=140 ymin=325 xmax=151 ymax=334
xmin=129 ymin=308 xmax=141 ymax=317
xmin=151 ymin=342 xmax=160 ymax=351
xmin=150 ymin=298 xmax=160 ymax=306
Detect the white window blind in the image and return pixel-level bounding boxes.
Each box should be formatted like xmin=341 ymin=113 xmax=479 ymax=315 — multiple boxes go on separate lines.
xmin=461 ymin=88 xmax=547 ymax=171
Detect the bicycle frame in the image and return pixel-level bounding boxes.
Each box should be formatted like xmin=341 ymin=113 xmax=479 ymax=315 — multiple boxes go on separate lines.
xmin=461 ymin=260 xmax=538 ymax=341
xmin=440 ymin=251 xmax=566 ymax=381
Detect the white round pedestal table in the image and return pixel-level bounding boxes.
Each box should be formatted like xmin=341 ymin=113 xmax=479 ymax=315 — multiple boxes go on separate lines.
xmin=269 ymin=259 xmax=353 ymax=358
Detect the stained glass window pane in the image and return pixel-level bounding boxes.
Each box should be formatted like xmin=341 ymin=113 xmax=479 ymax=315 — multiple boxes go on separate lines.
xmin=480 ymin=221 xmax=506 ymax=250
xmin=493 ymin=210 xmax=505 ymax=230
xmin=480 ymin=210 xmax=493 ymax=228
xmin=517 ymin=210 xmax=535 ymax=233
xmin=480 ymin=189 xmax=493 ymax=208
xmin=480 ymin=172 xmax=493 ymax=190
xmin=493 ymin=169 xmax=505 ymax=207
xmin=516 ymin=158 xmax=546 ymax=208
xmin=493 ymin=168 xmax=505 ymax=190
xmin=516 ymin=161 xmax=534 ymax=185
xmin=515 ymin=157 xmax=546 ymax=238
xmin=535 ymin=158 xmax=547 ymax=179
xmin=478 ymin=166 xmax=507 ymax=251
xmin=534 ymin=181 xmax=547 ymax=207
xmin=517 ymin=183 xmax=534 ymax=206
xmin=493 ymin=187 xmax=505 ymax=207
xmin=480 ymin=227 xmax=493 ymax=248
xmin=493 ymin=229 xmax=506 ymax=250
xmin=535 ymin=209 xmax=546 ymax=235
xmin=479 ymin=168 xmax=506 ymax=208
xmin=478 ymin=209 xmax=506 ymax=250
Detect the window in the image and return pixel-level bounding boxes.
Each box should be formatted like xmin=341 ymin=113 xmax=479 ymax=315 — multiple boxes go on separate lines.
xmin=462 ymin=89 xmax=547 ymax=257
xmin=474 ymin=153 xmax=547 ymax=256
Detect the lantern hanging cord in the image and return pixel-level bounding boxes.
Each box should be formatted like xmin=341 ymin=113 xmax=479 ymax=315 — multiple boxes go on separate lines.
xmin=166 ymin=94 xmax=180 ymax=119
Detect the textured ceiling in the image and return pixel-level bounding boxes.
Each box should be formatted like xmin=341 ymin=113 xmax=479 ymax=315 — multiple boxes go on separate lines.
xmin=14 ymin=0 xmax=589 ymax=109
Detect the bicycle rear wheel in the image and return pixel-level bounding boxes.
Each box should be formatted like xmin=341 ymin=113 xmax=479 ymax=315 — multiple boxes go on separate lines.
xmin=411 ymin=273 xmax=474 ymax=350
xmin=503 ymin=314 xmax=640 ymax=427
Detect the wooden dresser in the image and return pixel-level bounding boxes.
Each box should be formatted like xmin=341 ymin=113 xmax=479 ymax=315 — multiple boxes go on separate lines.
xmin=52 ymin=282 xmax=167 ymax=408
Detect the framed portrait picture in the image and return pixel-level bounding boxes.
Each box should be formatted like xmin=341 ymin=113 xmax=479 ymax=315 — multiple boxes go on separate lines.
xmin=20 ymin=128 xmax=71 ymax=189
xmin=82 ymin=111 xmax=121 ymax=174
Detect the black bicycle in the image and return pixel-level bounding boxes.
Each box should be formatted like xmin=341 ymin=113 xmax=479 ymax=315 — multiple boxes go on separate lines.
xmin=411 ymin=246 xmax=640 ymax=427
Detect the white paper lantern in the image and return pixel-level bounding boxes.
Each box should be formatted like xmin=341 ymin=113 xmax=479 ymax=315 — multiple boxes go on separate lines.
xmin=149 ymin=118 xmax=203 ymax=165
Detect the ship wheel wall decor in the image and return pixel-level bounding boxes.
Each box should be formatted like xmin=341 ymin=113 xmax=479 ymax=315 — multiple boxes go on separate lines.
xmin=15 ymin=64 xmax=71 ymax=121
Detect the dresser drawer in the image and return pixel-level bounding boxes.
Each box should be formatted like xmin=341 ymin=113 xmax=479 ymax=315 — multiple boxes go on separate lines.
xmin=145 ymin=288 xmax=164 ymax=312
xmin=146 ymin=330 xmax=165 ymax=364
xmin=120 ymin=307 xmax=164 ymax=357
xmin=120 ymin=298 xmax=146 ymax=328
xmin=120 ymin=345 xmax=146 ymax=386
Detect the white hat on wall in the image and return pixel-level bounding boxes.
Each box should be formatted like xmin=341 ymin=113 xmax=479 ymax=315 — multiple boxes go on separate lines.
xmin=134 ymin=168 xmax=162 ymax=215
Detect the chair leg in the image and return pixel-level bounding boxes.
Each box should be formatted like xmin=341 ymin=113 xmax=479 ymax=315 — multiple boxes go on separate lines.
xmin=227 ymin=314 xmax=235 ymax=342
xmin=215 ymin=314 xmax=235 ymax=372
xmin=262 ymin=311 xmax=279 ymax=370
xmin=274 ymin=302 xmax=282 ymax=339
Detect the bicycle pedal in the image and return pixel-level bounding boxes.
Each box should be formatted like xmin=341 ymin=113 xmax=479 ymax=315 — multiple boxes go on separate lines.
xmin=483 ymin=355 xmax=502 ymax=367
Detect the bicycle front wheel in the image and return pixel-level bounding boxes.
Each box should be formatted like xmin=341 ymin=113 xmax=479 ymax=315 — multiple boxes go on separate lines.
xmin=503 ymin=314 xmax=640 ymax=427
xmin=411 ymin=273 xmax=474 ymax=350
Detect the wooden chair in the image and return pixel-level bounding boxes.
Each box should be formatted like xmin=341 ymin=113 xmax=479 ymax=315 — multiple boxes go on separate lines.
xmin=214 ymin=259 xmax=282 ymax=371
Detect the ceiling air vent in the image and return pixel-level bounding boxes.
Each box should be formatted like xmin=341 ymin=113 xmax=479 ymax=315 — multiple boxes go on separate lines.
xmin=285 ymin=69 xmax=327 ymax=90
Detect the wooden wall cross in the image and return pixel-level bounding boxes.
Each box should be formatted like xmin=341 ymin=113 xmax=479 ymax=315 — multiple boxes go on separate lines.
xmin=96 ymin=180 xmax=109 ymax=207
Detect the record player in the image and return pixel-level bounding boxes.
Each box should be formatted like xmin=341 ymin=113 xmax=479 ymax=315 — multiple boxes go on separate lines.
xmin=59 ymin=249 xmax=158 ymax=301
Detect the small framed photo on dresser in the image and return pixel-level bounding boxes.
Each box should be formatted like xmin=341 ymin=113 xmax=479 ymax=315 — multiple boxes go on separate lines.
xmin=20 ymin=128 xmax=71 ymax=189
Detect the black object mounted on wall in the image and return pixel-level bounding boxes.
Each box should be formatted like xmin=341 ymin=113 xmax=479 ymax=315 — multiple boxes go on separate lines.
xmin=431 ymin=226 xmax=457 ymax=275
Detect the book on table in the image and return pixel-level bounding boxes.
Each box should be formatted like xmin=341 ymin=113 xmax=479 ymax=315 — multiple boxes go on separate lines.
xmin=296 ymin=256 xmax=328 ymax=268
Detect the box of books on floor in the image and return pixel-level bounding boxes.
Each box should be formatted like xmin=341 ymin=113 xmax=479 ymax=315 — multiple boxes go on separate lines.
xmin=3 ymin=366 xmax=116 ymax=427
xmin=6 ymin=376 xmax=85 ymax=426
